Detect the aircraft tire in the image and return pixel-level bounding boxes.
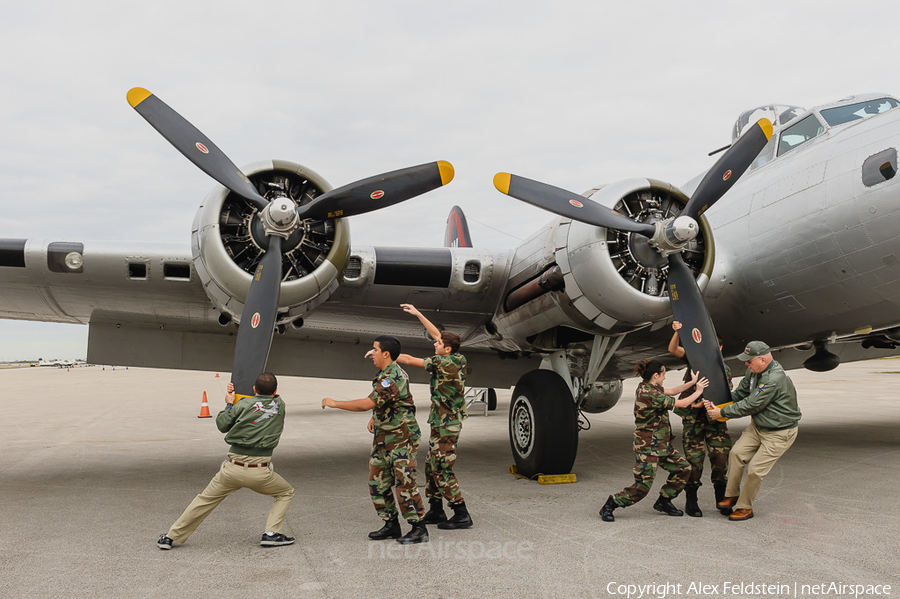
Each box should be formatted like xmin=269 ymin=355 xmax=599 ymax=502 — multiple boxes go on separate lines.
xmin=509 ymin=370 xmax=578 ymax=477
xmin=487 ymin=388 xmax=497 ymax=411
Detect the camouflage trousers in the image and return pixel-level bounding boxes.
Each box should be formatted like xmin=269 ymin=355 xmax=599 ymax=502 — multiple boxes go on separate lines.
xmin=681 ymin=412 xmax=732 ymax=488
xmin=612 ymin=449 xmax=690 ymax=507
xmin=369 ymin=434 xmax=425 ymax=523
xmin=425 ymin=423 xmax=464 ymax=503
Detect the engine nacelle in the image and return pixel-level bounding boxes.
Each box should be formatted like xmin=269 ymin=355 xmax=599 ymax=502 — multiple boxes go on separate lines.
xmin=578 ymin=379 xmax=623 ymax=414
xmin=191 ymin=159 xmax=351 ymax=325
xmin=556 ymin=178 xmax=715 ymax=329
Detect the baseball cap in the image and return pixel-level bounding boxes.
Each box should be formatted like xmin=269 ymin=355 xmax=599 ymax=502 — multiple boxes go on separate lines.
xmin=737 ymin=341 xmax=770 ymax=361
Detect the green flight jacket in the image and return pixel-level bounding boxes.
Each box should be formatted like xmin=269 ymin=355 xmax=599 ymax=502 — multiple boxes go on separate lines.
xmin=216 ymin=394 xmax=286 ymax=457
xmin=721 ymin=360 xmax=801 ymax=431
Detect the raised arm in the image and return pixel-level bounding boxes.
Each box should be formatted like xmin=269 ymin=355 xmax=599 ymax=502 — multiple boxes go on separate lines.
xmin=322 ymin=397 xmax=376 ymax=412
xmin=668 ymin=321 xmax=686 ymax=359
xmin=665 ymin=369 xmax=699 ymax=396
xmin=401 ymin=303 xmax=441 ymax=342
xmin=397 ymin=353 xmax=425 ymax=368
xmin=673 ymin=378 xmax=708 ymax=408
xmin=216 ymin=382 xmax=239 ymax=432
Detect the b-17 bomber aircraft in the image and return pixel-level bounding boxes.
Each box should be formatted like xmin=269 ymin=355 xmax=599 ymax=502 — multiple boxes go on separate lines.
xmin=2 ymin=90 xmax=900 ymax=477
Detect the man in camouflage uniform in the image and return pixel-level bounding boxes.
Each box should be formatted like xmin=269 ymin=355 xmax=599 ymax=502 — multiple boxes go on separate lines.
xmin=397 ymin=303 xmax=472 ymax=529
xmin=322 ymin=334 xmax=428 ymax=544
xmin=668 ymin=321 xmax=734 ymax=517
xmin=600 ymin=360 xmax=708 ymax=522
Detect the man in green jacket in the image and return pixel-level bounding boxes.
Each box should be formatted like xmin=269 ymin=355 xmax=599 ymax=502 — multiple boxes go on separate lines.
xmin=157 ymin=372 xmax=295 ymax=549
xmin=705 ymin=341 xmax=801 ymax=522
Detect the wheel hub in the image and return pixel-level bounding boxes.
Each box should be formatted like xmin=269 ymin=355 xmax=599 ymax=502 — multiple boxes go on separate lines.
xmin=512 ymin=397 xmax=534 ymax=455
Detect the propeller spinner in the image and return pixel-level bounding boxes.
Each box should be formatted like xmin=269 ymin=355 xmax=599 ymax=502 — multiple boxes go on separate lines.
xmin=128 ymin=87 xmax=454 ymax=398
xmin=493 ymin=119 xmax=773 ymax=408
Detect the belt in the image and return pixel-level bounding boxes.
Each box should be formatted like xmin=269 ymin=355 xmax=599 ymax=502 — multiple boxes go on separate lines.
xmin=228 ymin=458 xmax=270 ymax=468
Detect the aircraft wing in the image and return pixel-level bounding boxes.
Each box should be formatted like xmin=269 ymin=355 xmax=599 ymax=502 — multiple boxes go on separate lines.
xmin=0 ymin=237 xmax=539 ymax=387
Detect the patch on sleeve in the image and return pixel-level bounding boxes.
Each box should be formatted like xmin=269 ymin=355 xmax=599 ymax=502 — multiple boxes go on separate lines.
xmin=381 ymin=379 xmax=391 ymax=388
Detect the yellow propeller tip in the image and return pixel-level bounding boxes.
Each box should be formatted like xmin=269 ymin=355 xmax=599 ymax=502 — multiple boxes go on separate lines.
xmin=493 ymin=172 xmax=511 ymax=194
xmin=758 ymin=118 xmax=774 ymax=141
xmin=127 ymin=87 xmax=152 ymax=108
xmin=437 ymin=161 xmax=455 ymax=186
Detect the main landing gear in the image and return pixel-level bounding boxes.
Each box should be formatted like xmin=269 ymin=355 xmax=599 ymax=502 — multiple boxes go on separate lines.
xmin=507 ymin=336 xmax=625 ymax=477
xmin=508 ymin=370 xmax=578 ymax=478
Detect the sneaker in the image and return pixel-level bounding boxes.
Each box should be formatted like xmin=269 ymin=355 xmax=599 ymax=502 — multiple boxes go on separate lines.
xmin=260 ymin=532 xmax=295 ymax=547
xmin=157 ymin=534 xmax=173 ymax=550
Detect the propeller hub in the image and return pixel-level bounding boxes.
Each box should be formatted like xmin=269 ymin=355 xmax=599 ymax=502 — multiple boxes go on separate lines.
xmin=665 ymin=215 xmax=699 ymax=244
xmin=649 ymin=215 xmax=699 ymax=256
xmin=259 ymin=197 xmax=300 ymax=239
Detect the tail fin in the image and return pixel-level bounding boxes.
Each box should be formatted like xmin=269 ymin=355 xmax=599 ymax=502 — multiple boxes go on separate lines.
xmin=444 ymin=205 xmax=473 ymax=248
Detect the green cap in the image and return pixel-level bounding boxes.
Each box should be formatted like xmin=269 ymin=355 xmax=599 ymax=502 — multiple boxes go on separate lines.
xmin=737 ymin=341 xmax=771 ymax=361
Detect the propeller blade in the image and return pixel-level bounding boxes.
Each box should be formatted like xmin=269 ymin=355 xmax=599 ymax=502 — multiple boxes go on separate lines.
xmin=127 ymin=87 xmax=268 ymax=211
xmin=493 ymin=173 xmax=656 ymax=237
xmin=682 ymin=118 xmax=773 ymax=219
xmin=665 ymin=253 xmax=731 ymax=408
xmin=297 ymin=161 xmax=454 ymax=221
xmin=230 ymin=236 xmax=284 ymax=398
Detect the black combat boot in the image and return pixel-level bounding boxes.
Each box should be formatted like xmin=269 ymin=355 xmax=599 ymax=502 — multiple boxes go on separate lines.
xmin=421 ymin=497 xmax=448 ymax=525
xmin=438 ymin=501 xmax=473 ymax=529
xmin=714 ymin=483 xmax=732 ymax=515
xmin=367 ymin=517 xmax=401 ymax=540
xmin=653 ymin=495 xmax=684 ymax=517
xmin=396 ymin=521 xmax=430 ymax=544
xmin=684 ymin=486 xmax=703 ymax=517
xmin=599 ymin=495 xmax=619 ymax=522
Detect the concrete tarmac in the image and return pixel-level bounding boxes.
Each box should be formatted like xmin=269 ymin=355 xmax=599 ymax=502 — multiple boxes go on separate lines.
xmin=1 ymin=360 xmax=898 ymax=599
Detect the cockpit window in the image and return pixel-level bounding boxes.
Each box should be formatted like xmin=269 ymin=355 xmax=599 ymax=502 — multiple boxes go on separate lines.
xmin=820 ymin=97 xmax=900 ymax=126
xmin=732 ymin=105 xmax=804 ymax=142
xmin=777 ymin=115 xmax=825 ymax=157
xmin=750 ymin=136 xmax=776 ymax=171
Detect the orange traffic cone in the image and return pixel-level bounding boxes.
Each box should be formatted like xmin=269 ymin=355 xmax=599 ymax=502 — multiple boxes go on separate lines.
xmin=198 ymin=391 xmax=212 ymax=418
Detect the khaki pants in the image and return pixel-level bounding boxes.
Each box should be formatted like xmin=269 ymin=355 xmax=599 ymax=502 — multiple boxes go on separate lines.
xmin=726 ymin=422 xmax=798 ymax=510
xmin=167 ymin=453 xmax=294 ymax=543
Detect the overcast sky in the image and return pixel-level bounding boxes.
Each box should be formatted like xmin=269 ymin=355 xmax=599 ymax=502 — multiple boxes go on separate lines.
xmin=1 ymin=0 xmax=898 ymax=359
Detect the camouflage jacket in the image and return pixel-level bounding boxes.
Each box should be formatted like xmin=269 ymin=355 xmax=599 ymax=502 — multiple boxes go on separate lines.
xmin=369 ymin=361 xmax=420 ymax=438
xmin=675 ymin=363 xmax=733 ymax=418
xmin=423 ymin=352 xmax=468 ymax=427
xmin=633 ymin=381 xmax=677 ymax=455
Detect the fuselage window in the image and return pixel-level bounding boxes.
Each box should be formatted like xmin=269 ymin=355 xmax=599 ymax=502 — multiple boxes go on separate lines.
xmin=777 ymin=115 xmax=825 ymax=157
xmin=821 ymin=98 xmax=900 ymax=127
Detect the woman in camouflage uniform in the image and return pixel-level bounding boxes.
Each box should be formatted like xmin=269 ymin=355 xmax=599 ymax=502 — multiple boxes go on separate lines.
xmin=599 ymin=360 xmax=708 ymax=522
